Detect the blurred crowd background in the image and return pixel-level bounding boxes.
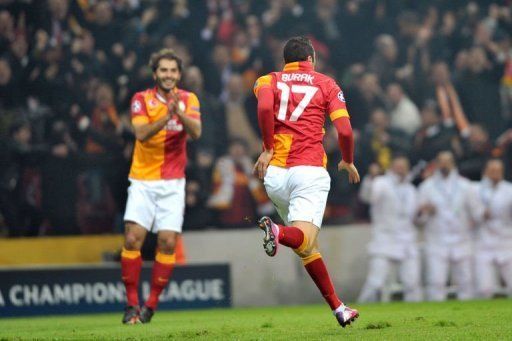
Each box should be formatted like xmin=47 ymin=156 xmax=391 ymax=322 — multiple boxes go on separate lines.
xmin=1 ymin=0 xmax=511 ymax=236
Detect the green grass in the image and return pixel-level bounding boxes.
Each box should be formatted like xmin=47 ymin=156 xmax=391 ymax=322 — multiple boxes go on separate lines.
xmin=0 ymin=300 xmax=511 ymax=340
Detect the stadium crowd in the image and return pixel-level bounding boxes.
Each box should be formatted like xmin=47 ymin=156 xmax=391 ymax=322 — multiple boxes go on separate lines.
xmin=0 ymin=0 xmax=511 ymax=237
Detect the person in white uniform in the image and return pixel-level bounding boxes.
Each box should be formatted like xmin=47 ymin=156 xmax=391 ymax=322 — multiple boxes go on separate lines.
xmin=358 ymin=156 xmax=423 ymax=302
xmin=417 ymin=151 xmax=484 ymax=301
xmin=474 ymin=159 xmax=512 ymax=298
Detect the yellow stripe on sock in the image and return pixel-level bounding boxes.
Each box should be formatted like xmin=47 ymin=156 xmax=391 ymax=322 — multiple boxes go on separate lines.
xmin=121 ymin=247 xmax=141 ymax=260
xmin=294 ymin=234 xmax=309 ymax=254
xmin=155 ymin=252 xmax=176 ymax=265
xmin=302 ymin=252 xmax=322 ymax=266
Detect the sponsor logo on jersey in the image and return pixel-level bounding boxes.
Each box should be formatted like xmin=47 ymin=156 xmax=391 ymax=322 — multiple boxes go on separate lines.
xmin=166 ymin=118 xmax=183 ymax=132
xmin=337 ymin=91 xmax=345 ymax=102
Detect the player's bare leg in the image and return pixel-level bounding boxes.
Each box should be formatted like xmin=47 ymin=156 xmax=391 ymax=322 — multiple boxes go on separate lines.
xmin=121 ymin=222 xmax=147 ymax=324
xmin=140 ymin=230 xmax=178 ymax=323
xmin=258 ymin=217 xmax=359 ymax=327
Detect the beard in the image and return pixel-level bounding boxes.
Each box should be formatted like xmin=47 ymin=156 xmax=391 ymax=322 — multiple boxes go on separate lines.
xmin=439 ymin=168 xmax=451 ymax=176
xmin=156 ymin=76 xmax=176 ymax=92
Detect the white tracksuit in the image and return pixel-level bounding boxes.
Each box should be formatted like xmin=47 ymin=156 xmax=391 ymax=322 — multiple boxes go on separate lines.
xmin=358 ymin=173 xmax=422 ymax=302
xmin=418 ymin=170 xmax=484 ymax=301
xmin=474 ymin=179 xmax=512 ymax=298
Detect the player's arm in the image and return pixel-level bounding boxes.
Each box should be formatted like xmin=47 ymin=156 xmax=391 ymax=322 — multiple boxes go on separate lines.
xmin=172 ymin=91 xmax=202 ymax=140
xmin=131 ymin=94 xmax=171 ymax=142
xmin=327 ymin=83 xmax=360 ymax=183
xmin=253 ymin=75 xmax=274 ymax=179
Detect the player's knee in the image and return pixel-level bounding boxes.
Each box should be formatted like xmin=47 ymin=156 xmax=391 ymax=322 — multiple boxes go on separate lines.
xmin=294 ymin=244 xmax=317 ymax=259
xmin=157 ymin=235 xmax=176 ymax=254
xmin=292 ymin=231 xmax=317 ymax=258
xmin=300 ymin=251 xmax=322 ymax=266
xmin=124 ymin=232 xmax=143 ymax=250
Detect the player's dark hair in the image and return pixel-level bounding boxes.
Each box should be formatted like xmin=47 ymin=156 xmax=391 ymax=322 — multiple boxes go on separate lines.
xmin=149 ymin=48 xmax=183 ymax=73
xmin=283 ymin=36 xmax=315 ymax=63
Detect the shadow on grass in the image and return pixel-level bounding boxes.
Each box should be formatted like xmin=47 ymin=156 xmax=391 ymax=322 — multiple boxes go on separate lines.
xmin=434 ymin=320 xmax=457 ymax=327
xmin=365 ymin=322 xmax=392 ymax=330
xmin=261 ymin=322 xmax=274 ymax=329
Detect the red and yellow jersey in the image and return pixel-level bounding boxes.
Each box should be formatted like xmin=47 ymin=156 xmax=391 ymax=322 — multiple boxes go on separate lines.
xmin=253 ymin=61 xmax=349 ymax=168
xmin=129 ymin=87 xmax=201 ymax=180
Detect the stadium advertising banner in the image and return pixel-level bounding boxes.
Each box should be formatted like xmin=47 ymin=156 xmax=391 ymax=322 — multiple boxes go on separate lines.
xmin=0 ymin=264 xmax=231 ymax=317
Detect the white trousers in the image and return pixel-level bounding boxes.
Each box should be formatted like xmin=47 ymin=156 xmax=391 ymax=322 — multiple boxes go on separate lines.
xmin=475 ymin=254 xmax=512 ymax=298
xmin=358 ymin=255 xmax=423 ymax=302
xmin=426 ymin=256 xmax=474 ymax=301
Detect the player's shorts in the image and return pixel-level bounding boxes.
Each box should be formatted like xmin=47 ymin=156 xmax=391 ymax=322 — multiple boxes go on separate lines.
xmin=123 ymin=178 xmax=185 ymax=233
xmin=264 ymin=165 xmax=330 ymax=228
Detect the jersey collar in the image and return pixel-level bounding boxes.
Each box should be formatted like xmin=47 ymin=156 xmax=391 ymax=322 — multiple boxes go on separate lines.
xmin=283 ymin=61 xmax=314 ymax=72
xmin=153 ymin=86 xmax=179 ymax=103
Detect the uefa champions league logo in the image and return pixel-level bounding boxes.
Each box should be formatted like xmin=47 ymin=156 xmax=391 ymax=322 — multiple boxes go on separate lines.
xmin=337 ymin=91 xmax=345 ymax=102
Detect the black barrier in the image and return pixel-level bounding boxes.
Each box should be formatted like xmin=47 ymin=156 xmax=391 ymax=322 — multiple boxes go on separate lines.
xmin=0 ymin=264 xmax=231 ymax=317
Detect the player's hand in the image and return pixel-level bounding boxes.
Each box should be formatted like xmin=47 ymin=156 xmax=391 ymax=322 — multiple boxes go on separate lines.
xmin=483 ymin=209 xmax=492 ymax=220
xmin=167 ymin=96 xmax=178 ymax=114
xmin=419 ymin=203 xmax=436 ymax=216
xmin=338 ymin=160 xmax=360 ymax=184
xmin=167 ymin=91 xmax=183 ymax=116
xmin=253 ymin=149 xmax=274 ymax=180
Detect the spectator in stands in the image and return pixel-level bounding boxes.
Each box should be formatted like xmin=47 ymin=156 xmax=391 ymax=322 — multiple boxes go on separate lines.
xmin=205 ymin=44 xmax=233 ymax=99
xmin=417 ymin=151 xmax=484 ymax=301
xmin=41 ymin=119 xmax=80 ymax=235
xmin=76 ymin=83 xmax=125 ymax=234
xmin=456 ymin=46 xmax=505 ymax=138
xmin=87 ymin=1 xmax=122 ymax=58
xmin=368 ymin=34 xmax=399 ymax=86
xmin=458 ymin=124 xmax=494 ymax=181
xmin=345 ymin=72 xmax=386 ymax=131
xmin=262 ymin=0 xmax=306 ymax=39
xmin=1 ymin=121 xmax=46 ymax=236
xmin=223 ymin=73 xmax=261 ymax=156
xmin=0 ymin=58 xmax=22 ymax=108
xmin=412 ymin=101 xmax=460 ymax=164
xmin=0 ymin=10 xmax=15 ymax=53
xmin=358 ymin=156 xmax=422 ymax=302
xmin=183 ymin=66 xmax=227 ymax=157
xmin=207 ymin=139 xmax=273 ymax=228
xmin=387 ymin=82 xmax=421 ymax=137
xmin=358 ymin=108 xmax=410 ymax=172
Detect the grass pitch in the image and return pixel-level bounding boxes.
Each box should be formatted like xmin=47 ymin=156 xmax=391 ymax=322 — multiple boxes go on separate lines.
xmin=0 ymin=299 xmax=511 ymax=340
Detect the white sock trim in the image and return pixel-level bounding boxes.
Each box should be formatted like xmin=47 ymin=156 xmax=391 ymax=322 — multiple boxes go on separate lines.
xmin=333 ymin=303 xmax=346 ymax=314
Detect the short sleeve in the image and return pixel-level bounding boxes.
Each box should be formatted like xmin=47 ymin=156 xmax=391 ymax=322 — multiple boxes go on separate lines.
xmin=131 ymin=93 xmax=149 ymax=125
xmin=185 ymin=92 xmax=201 ymax=120
xmin=326 ymin=79 xmax=349 ymax=122
xmin=253 ymin=74 xmax=273 ymax=98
